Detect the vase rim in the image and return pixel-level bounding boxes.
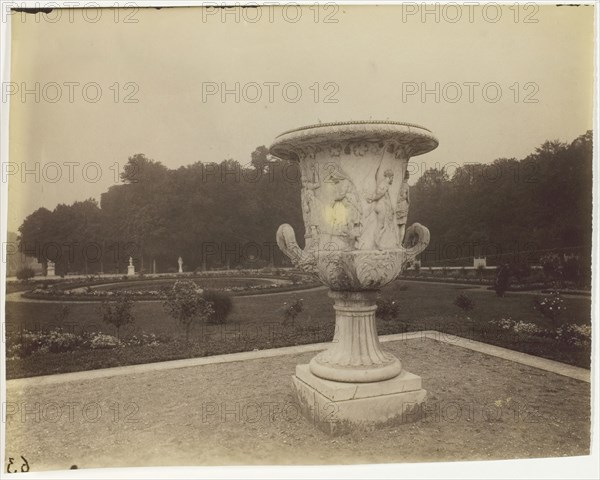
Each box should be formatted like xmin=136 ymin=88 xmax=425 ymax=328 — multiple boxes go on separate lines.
xmin=275 ymin=120 xmax=433 ymax=138
xmin=270 ymin=120 xmax=438 ymax=160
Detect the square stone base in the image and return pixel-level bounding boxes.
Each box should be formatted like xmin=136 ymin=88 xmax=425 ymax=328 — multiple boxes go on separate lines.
xmin=292 ymin=364 xmax=427 ymax=435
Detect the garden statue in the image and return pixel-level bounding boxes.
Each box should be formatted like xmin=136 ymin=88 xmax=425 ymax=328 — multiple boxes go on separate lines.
xmin=127 ymin=257 xmax=135 ymax=276
xmin=270 ymin=121 xmax=438 ymax=432
xmin=178 ymin=256 xmax=183 ymax=273
xmin=46 ymin=260 xmax=56 ymax=277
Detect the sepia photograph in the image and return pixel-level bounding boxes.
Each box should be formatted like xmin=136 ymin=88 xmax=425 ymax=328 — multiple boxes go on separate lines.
xmin=0 ymin=1 xmax=598 ymax=478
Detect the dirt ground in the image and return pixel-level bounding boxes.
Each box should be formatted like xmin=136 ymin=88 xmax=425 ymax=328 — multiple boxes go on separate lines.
xmin=5 ymin=338 xmax=590 ymax=471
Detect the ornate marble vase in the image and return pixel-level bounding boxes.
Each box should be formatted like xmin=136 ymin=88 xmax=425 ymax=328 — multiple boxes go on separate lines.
xmin=270 ymin=121 xmax=439 ymax=432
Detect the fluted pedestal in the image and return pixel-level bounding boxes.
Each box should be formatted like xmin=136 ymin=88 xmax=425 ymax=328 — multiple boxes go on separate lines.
xmin=310 ymin=291 xmax=402 ymax=382
xmin=292 ymin=290 xmax=426 ymax=434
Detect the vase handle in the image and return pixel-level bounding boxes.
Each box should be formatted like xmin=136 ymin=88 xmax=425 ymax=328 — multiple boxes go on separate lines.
xmin=276 ymin=224 xmax=317 ymax=273
xmin=403 ymin=223 xmax=430 ymax=261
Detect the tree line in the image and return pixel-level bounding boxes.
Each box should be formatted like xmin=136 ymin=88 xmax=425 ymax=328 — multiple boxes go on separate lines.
xmin=408 ymin=131 xmax=593 ymax=267
xmin=16 ymin=131 xmax=592 ymax=275
xmin=17 ymin=147 xmax=303 ymax=275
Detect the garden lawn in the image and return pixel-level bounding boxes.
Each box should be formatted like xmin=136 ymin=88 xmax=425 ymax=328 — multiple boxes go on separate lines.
xmin=5 ymin=281 xmax=591 ymax=379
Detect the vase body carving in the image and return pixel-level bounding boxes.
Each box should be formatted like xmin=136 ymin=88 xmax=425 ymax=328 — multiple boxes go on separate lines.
xmin=271 ymin=121 xmax=438 ymax=383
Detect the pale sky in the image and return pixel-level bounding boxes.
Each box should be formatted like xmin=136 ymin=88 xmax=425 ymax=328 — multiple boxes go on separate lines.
xmin=7 ymin=4 xmax=595 ymax=232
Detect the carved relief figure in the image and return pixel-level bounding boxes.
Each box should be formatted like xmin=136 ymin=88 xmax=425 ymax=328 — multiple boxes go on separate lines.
xmin=327 ymin=169 xmax=363 ymax=248
xmin=395 ymin=170 xmax=410 ymax=245
xmin=366 ymin=169 xmax=395 ymax=250
xmin=301 ymin=161 xmax=321 ymax=230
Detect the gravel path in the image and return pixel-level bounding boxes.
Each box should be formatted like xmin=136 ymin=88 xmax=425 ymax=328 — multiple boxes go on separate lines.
xmin=5 ymin=338 xmax=590 ymax=471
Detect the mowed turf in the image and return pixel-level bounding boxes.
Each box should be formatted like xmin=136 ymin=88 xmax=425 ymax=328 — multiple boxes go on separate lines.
xmin=5 ymin=281 xmax=591 ymax=378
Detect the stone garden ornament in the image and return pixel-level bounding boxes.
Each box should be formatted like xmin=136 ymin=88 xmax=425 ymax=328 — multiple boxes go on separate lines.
xmin=270 ymin=121 xmax=438 ymax=432
xmin=127 ymin=256 xmax=135 ymax=276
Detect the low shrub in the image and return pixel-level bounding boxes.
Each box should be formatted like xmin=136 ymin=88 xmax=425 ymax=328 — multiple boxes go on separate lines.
xmin=16 ymin=267 xmax=35 ymax=281
xmin=282 ymin=298 xmax=304 ymax=325
xmin=203 ymin=289 xmax=234 ymax=325
xmin=510 ymin=262 xmax=532 ymax=282
xmin=100 ymin=293 xmax=135 ymax=339
xmin=376 ymin=298 xmax=400 ymax=322
xmin=454 ymin=293 xmax=475 ymax=312
xmin=540 ymin=253 xmax=563 ymax=281
xmin=494 ymin=264 xmax=512 ymax=297
xmin=163 ymin=280 xmax=214 ymax=340
xmin=534 ymin=290 xmax=565 ymax=326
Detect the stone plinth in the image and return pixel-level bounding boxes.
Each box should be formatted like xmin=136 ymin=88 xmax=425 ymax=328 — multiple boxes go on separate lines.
xmin=292 ymin=364 xmax=426 ymax=435
xmin=474 ymin=257 xmax=487 ymax=268
xmin=46 ymin=262 xmax=56 ymax=277
xmin=127 ymin=257 xmax=135 ymax=276
xmin=292 ymin=290 xmax=427 ymax=434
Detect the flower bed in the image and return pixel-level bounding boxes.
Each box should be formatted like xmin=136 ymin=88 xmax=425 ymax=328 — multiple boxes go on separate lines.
xmin=6 ymin=329 xmax=170 ymax=360
xmin=21 ymin=272 xmax=320 ymax=301
xmin=489 ymin=317 xmax=591 ymax=348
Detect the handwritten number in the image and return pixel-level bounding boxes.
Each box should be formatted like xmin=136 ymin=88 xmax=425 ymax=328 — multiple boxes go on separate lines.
xmin=6 ymin=456 xmax=28 ymax=474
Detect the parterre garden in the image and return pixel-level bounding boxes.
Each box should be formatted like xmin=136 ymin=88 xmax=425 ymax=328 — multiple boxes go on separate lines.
xmin=5 ymin=268 xmax=591 ymax=379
